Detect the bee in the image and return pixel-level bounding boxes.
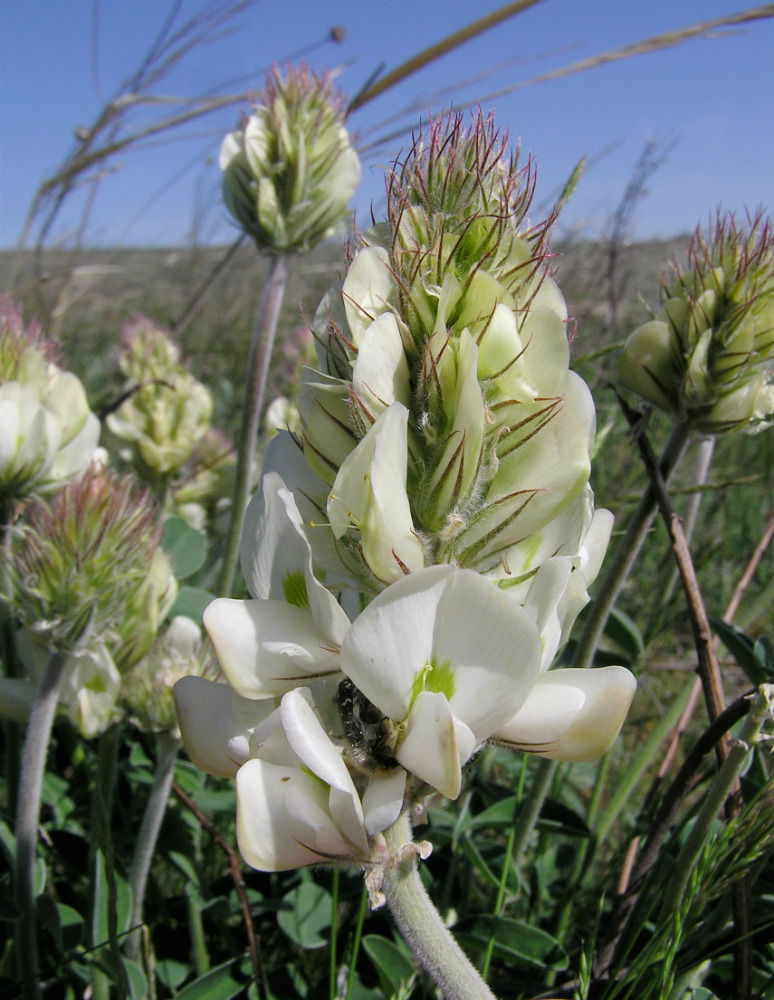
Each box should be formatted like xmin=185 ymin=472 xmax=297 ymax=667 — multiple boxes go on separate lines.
xmin=334 ymin=678 xmax=399 ymax=774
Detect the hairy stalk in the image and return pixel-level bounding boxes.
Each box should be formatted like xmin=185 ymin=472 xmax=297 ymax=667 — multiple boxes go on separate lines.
xmin=14 ymin=649 xmax=68 ymax=1000
xmin=382 ymin=810 xmax=499 ymax=1000
xmin=218 ymin=253 xmax=289 ymax=597
xmin=126 ymin=730 xmax=179 ymax=961
xmin=573 ymin=420 xmax=689 ymax=671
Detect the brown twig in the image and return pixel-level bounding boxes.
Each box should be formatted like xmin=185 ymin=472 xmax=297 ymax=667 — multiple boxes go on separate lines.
xmin=617 ymin=398 xmax=727 ymax=751
xmin=613 ymin=394 xmax=755 ymax=999
xmin=171 ymin=781 xmax=267 ymax=1000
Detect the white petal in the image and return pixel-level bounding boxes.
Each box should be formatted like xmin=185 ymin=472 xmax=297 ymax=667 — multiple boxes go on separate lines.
xmin=280 ymin=688 xmax=368 ymax=855
xmin=241 ymin=472 xmax=350 ymax=642
xmin=259 ymin=431 xmax=349 ymax=582
xmin=495 ymin=666 xmax=636 ymax=761
xmin=328 ymin=402 xmax=425 ymax=583
xmin=236 ymin=758 xmax=363 ymax=871
xmin=432 ymin=569 xmax=543 ymax=740
xmin=523 ymin=557 xmax=574 ymax=671
xmin=174 ymin=676 xmax=276 ymax=778
xmin=395 ymin=690 xmax=463 ymax=799
xmin=342 ymin=245 xmax=395 ymax=345
xmin=280 ymin=690 xmax=359 ymax=805
xmin=340 ymin=565 xmax=454 ymax=719
xmin=362 ymin=768 xmax=407 ymax=836
xmin=352 ymin=313 xmax=411 ymax=416
xmin=204 ymin=598 xmax=341 ymax=698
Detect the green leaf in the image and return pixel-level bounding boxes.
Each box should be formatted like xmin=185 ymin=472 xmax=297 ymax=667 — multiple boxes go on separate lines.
xmin=57 ymin=903 xmax=85 ymax=951
xmin=466 ymin=795 xmax=520 ymax=831
xmin=537 ymin=798 xmax=591 ymax=837
xmin=0 ymin=820 xmax=15 ymax=866
xmin=754 ymin=635 xmax=774 ymax=675
xmin=156 ymin=958 xmax=190 ymax=990
xmin=362 ymin=935 xmax=416 ymax=995
xmin=188 ymin=787 xmax=236 ymax=812
xmin=167 ymin=849 xmax=202 ymax=888
xmin=709 ymin=617 xmax=769 ymax=684
xmin=277 ymin=882 xmax=332 ymax=949
xmin=92 ymin=849 xmax=133 ymax=947
xmin=174 ymin=957 xmax=253 ymax=1000
xmin=459 ymin=835 xmax=501 ymax=889
xmin=603 ymin=607 xmax=645 ymax=662
xmin=124 ymin=958 xmax=148 ymax=1000
xmin=453 ymin=915 xmax=568 ymax=970
xmin=161 ymin=517 xmax=208 ymax=580
xmin=170 ymin=585 xmax=214 ymax=622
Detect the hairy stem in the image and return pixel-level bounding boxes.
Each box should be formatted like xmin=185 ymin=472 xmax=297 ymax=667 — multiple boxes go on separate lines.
xmin=14 ymin=649 xmax=68 ymax=1000
xmin=218 ymin=252 xmax=289 ymax=597
xmin=126 ymin=730 xmax=179 ymax=961
xmin=381 ymin=810 xmax=499 ymax=1000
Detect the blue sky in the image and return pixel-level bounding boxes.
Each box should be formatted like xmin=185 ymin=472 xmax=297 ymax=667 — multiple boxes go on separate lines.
xmin=1 ymin=0 xmax=772 ymax=247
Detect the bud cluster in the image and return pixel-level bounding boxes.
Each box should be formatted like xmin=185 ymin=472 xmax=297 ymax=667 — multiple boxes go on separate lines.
xmin=302 ymin=111 xmax=596 ymax=587
xmin=106 ymin=317 xmax=213 ymax=481
xmin=619 ymin=211 xmax=774 ymax=434
xmin=4 ymin=467 xmax=174 ymax=662
xmin=122 ymin=616 xmax=220 ymax=734
xmin=220 ymin=64 xmax=360 ymax=252
xmin=0 ymin=298 xmax=100 ymax=501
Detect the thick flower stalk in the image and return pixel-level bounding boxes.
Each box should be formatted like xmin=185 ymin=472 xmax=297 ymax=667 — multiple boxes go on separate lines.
xmin=0 ymin=298 xmax=100 ymax=506
xmin=106 ymin=317 xmax=213 ymax=487
xmin=619 ymin=210 xmax=774 ymax=434
xmin=120 ymin=616 xmax=221 ymax=961
xmin=220 ymin=63 xmax=360 ymax=253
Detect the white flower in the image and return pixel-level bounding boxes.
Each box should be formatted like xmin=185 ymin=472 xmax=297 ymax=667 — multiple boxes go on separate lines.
xmin=204 ymin=472 xmax=351 ymax=698
xmin=8 ymin=630 xmax=121 ymax=738
xmin=339 ymin=565 xmax=543 ymax=798
xmin=174 ymin=679 xmax=405 ymax=871
xmin=328 ymin=403 xmax=426 ymax=584
xmin=493 ymin=666 xmax=637 ymax=761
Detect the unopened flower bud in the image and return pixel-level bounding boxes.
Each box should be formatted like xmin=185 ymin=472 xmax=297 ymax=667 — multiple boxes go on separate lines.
xmin=3 ymin=467 xmax=163 ymax=655
xmin=0 ymin=298 xmax=100 ymax=501
xmin=220 ymin=64 xmax=360 ymax=252
xmin=122 ymin=616 xmax=220 ymax=733
xmin=106 ymin=317 xmax=212 ymax=479
xmin=619 ymin=211 xmax=774 ymax=434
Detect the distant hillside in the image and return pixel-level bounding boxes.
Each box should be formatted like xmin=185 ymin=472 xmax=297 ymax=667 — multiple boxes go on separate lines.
xmin=0 ymin=235 xmax=690 ymax=426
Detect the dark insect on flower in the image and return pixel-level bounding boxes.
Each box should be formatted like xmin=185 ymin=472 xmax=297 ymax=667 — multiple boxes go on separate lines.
xmin=335 ymin=678 xmax=399 ymax=774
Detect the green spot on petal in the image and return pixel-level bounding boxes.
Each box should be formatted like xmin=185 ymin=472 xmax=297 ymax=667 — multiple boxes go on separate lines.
xmin=282 ymin=569 xmax=310 ymax=608
xmin=410 ymin=659 xmax=456 ymax=705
